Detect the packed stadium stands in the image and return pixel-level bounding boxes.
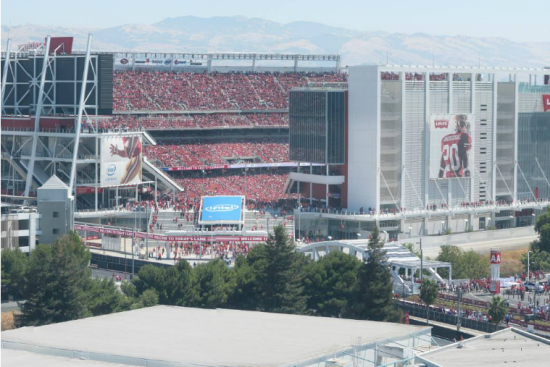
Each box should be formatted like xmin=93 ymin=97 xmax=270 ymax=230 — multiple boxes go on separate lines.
xmin=144 ymin=138 xmax=289 ymax=167
xmin=113 ymin=71 xmax=347 ymax=111
xmin=172 ymin=169 xmax=296 ymax=209
xmin=97 ymin=113 xmax=289 ymax=130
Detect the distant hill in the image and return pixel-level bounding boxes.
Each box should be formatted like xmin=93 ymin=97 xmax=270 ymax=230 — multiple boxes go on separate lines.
xmin=2 ymin=16 xmax=549 ymax=68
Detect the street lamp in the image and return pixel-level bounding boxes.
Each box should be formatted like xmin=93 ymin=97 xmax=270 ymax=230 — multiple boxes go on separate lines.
xmin=527 ymin=250 xmax=532 ymax=282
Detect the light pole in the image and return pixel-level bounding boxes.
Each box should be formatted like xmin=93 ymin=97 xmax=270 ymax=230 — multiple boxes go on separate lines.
xmin=298 ymin=205 xmax=302 ymax=240
xmin=420 ymin=237 xmax=423 ymax=284
xmin=145 ymin=203 xmax=149 ymax=260
xmin=527 ymin=250 xmax=532 ymax=282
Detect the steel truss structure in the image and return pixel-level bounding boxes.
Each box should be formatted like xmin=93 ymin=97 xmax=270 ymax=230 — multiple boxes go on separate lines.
xmin=1 ymin=36 xmax=183 ymax=214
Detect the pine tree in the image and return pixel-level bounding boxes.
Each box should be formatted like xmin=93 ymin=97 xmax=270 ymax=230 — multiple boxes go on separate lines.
xmin=1 ymin=247 xmax=29 ymax=299
xmin=304 ymin=251 xmax=360 ymax=317
xmin=195 ymin=259 xmax=236 ymax=308
xmin=255 ymin=225 xmax=308 ymax=314
xmin=347 ymin=227 xmax=400 ymax=321
xmin=18 ymin=232 xmax=91 ymax=326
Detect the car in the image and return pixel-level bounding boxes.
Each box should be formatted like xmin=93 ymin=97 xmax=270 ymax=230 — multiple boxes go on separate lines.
xmin=525 ymin=282 xmax=545 ymax=293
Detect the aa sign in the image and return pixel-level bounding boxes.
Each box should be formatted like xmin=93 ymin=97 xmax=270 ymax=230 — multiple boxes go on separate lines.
xmin=490 ymin=252 xmax=501 ymax=264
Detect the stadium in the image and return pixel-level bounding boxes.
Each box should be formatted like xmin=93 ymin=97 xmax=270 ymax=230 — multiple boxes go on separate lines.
xmin=1 ymin=34 xmax=550 ymax=272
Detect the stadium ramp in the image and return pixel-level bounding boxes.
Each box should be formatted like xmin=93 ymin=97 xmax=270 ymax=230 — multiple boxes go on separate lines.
xmin=142 ymin=157 xmax=183 ymax=193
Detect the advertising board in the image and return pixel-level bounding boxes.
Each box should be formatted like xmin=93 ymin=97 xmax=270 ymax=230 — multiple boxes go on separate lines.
xmin=429 ymin=114 xmax=474 ymax=179
xmin=100 ymin=136 xmax=142 ymax=187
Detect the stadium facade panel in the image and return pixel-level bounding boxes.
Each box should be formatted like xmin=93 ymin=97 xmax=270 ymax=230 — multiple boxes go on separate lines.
xmin=342 ymin=65 xmax=550 ymax=237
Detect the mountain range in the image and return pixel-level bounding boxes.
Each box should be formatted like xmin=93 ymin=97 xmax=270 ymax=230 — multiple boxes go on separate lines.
xmin=2 ymin=16 xmax=549 ymax=68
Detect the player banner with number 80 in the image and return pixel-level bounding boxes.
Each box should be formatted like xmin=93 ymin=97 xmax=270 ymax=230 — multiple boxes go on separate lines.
xmin=429 ymin=114 xmax=474 ymax=180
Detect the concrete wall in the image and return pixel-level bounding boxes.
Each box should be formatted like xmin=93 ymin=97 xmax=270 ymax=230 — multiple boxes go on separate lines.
xmin=397 ymin=226 xmax=535 ymax=250
xmin=37 ymin=201 xmax=70 ymax=245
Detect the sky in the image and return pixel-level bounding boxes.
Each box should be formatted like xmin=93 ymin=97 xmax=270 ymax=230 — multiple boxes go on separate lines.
xmin=1 ymin=0 xmax=549 ymax=43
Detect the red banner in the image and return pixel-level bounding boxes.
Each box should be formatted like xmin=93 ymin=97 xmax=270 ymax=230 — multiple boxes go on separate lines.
xmin=74 ymin=224 xmax=267 ymax=243
xmin=490 ymin=250 xmax=501 ymax=264
xmin=76 ymin=186 xmax=104 ymax=195
xmin=544 ymin=95 xmax=550 ymax=112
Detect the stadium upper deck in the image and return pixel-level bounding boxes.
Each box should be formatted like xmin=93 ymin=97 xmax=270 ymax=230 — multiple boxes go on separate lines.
xmin=112 ymin=70 xmax=347 ymax=113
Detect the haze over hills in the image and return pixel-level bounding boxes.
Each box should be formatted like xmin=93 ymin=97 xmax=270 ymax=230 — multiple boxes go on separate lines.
xmin=2 ymin=16 xmax=549 ymax=68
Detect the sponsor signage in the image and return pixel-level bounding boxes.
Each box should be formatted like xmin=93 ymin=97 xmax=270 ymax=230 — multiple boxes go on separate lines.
xmin=134 ymin=58 xmax=150 ymax=64
xmin=543 ymin=95 xmax=550 ymax=112
xmin=100 ymin=136 xmax=142 ymax=187
xmin=74 ymin=224 xmax=266 ymax=242
xmin=490 ymin=250 xmax=501 ymax=264
xmin=120 ymin=58 xmax=129 ymax=65
xmin=429 ymin=114 xmax=474 ymax=180
xmin=201 ymin=196 xmax=242 ymax=222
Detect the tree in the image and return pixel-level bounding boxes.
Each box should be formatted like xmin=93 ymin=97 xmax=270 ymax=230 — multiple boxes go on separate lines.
xmin=420 ymin=278 xmax=439 ymax=324
xmin=227 ymin=254 xmax=260 ymax=310
xmin=437 ymin=245 xmax=489 ymax=279
xmin=85 ymin=278 xmax=125 ymax=316
xmin=1 ymin=247 xmax=28 ymax=299
xmin=488 ymin=296 xmax=508 ymax=325
xmin=133 ymin=261 xmax=199 ymax=306
xmin=521 ymin=248 xmax=550 ymax=272
xmin=347 ymin=227 xmax=401 ymax=322
xmin=18 ymin=232 xmax=91 ymax=326
xmin=130 ymin=289 xmax=159 ymax=310
xmin=254 ymin=225 xmax=308 ymax=314
xmin=532 ymin=206 xmax=550 ymax=252
xmin=195 ymin=259 xmax=236 ymax=308
xmin=402 ymin=243 xmax=421 ymax=258
xmin=304 ymin=251 xmax=360 ymax=317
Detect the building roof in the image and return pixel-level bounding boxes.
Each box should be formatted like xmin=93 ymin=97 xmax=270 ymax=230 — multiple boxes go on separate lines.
xmin=38 ymin=175 xmax=69 ymax=190
xmin=1 ymin=306 xmax=429 ymax=367
xmin=1 ymin=349 xmax=128 ymax=367
xmin=416 ymin=328 xmax=550 ymax=367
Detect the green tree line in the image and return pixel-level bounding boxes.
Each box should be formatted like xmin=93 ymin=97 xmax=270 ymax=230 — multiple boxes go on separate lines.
xmin=2 ymin=225 xmax=400 ymax=327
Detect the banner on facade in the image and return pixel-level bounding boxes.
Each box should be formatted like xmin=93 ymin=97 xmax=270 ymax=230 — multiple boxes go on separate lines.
xmin=429 ymin=114 xmax=474 ymax=179
xmin=100 ymin=136 xmax=142 ymax=187
xmin=74 ymin=224 xmax=266 ymax=242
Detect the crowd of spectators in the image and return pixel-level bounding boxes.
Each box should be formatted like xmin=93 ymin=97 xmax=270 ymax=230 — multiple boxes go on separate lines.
xmin=144 ymin=138 xmax=289 ymax=167
xmin=98 ymin=113 xmax=288 ymax=130
xmin=113 ymin=71 xmax=347 ymax=111
xmin=172 ymin=169 xmax=296 ymax=208
xmin=380 ymin=72 xmax=449 ymax=81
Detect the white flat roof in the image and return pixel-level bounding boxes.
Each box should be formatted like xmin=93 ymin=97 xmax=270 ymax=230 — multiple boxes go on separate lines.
xmin=2 ymin=306 xmax=429 ymax=367
xmin=1 ymin=349 xmax=128 ymax=367
xmin=417 ymin=328 xmax=550 ymax=367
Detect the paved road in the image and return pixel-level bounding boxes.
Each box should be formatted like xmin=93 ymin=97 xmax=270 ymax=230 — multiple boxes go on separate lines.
xmin=423 ymin=235 xmax=537 ymax=258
